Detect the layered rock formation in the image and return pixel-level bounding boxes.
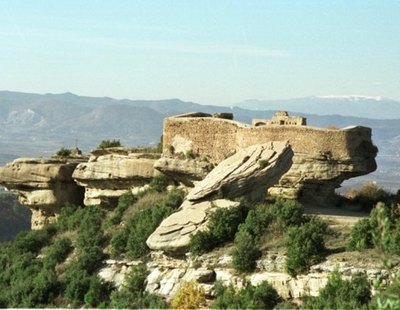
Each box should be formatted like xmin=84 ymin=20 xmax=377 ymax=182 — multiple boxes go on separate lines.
xmin=161 ymin=114 xmax=377 ymax=205
xmin=187 ymin=141 xmax=293 ymax=201
xmin=72 ymin=148 xmax=160 ymax=206
xmin=147 ymin=142 xmax=293 ymax=254
xmin=0 ymin=158 xmax=85 ymax=229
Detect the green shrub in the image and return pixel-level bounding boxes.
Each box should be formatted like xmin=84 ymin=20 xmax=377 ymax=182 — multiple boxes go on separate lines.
xmin=110 ymin=228 xmax=130 ymax=256
xmin=231 ymin=230 xmax=260 ymax=272
xmin=238 ymin=204 xmax=273 ymax=242
xmin=45 ymin=237 xmax=72 ymax=265
xmin=270 ymin=198 xmax=305 ymax=228
xmin=110 ymin=264 xmax=167 ymax=309
xmin=64 ymin=269 xmax=92 ymax=306
xmin=189 ymin=231 xmax=215 ymax=256
xmin=126 ymin=205 xmax=173 ymax=258
xmin=57 ymin=203 xmax=84 ymax=232
xmin=371 ymin=272 xmax=400 ymax=309
xmin=55 ymin=147 xmax=72 ymax=158
xmin=389 ymin=220 xmax=400 ymax=254
xmin=112 ymin=190 xmax=184 ymax=258
xmin=105 ymin=192 xmax=136 ymax=227
xmin=189 ymin=204 xmax=247 ymax=255
xmin=84 ymin=276 xmax=112 ymax=307
xmin=285 ymin=217 xmax=328 ymax=277
xmin=211 ymin=281 xmax=280 ymax=309
xmin=98 ymin=139 xmax=122 ymax=149
xmin=13 ymin=226 xmax=56 ymax=254
xmin=347 ymin=219 xmax=374 ymax=251
xmin=149 ymin=174 xmax=169 ymax=192
xmin=302 ymin=269 xmax=371 ymax=309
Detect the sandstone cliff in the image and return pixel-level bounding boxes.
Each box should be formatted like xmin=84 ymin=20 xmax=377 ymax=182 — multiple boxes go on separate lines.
xmin=73 ymin=148 xmax=161 ymax=206
xmin=0 ymin=158 xmax=84 ymax=229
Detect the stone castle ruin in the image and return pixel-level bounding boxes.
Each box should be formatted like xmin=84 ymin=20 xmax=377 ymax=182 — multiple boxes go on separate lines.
xmin=160 ymin=111 xmax=377 ymax=204
xmin=252 ymin=111 xmax=307 ymax=127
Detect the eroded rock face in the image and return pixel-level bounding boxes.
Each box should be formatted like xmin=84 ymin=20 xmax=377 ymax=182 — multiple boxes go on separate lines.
xmin=73 ymin=150 xmax=160 ymax=206
xmin=154 ymin=157 xmax=214 ymax=186
xmin=0 ymin=158 xmax=84 ymax=229
xmin=187 ymin=141 xmax=293 ymax=202
xmin=99 ymin=250 xmax=395 ymax=302
xmin=147 ymin=199 xmax=240 ymax=254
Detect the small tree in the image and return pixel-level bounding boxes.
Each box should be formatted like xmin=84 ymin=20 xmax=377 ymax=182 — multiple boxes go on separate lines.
xmin=55 ymin=147 xmax=72 ymax=158
xmin=98 ymin=139 xmax=122 ymax=149
xmin=285 ymin=217 xmax=328 ymax=277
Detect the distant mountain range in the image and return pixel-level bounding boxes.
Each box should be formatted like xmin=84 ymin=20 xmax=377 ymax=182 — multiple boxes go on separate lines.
xmin=0 ymin=91 xmax=399 ymax=191
xmin=235 ymin=95 xmax=400 ymax=119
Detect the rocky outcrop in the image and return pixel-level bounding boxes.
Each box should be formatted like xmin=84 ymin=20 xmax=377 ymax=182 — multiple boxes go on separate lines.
xmin=0 ymin=158 xmax=85 ymax=229
xmin=147 ymin=199 xmax=240 ymax=254
xmin=147 ymin=142 xmax=292 ymax=254
xmin=161 ymin=115 xmax=378 ymax=205
xmin=154 ymin=157 xmax=214 ymax=186
xmin=187 ymin=141 xmax=293 ymax=202
xmin=73 ymin=149 xmax=160 ymax=206
xmin=99 ymin=250 xmax=395 ymax=302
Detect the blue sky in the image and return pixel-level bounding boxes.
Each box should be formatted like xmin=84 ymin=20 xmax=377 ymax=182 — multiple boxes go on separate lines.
xmin=1 ymin=0 xmax=399 ymax=104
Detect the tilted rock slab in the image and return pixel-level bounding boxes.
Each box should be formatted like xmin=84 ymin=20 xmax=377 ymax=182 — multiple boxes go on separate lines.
xmin=0 ymin=158 xmax=84 ymax=229
xmin=187 ymin=141 xmax=293 ymax=202
xmin=73 ymin=150 xmax=160 ymax=206
xmin=147 ymin=199 xmax=240 ymax=254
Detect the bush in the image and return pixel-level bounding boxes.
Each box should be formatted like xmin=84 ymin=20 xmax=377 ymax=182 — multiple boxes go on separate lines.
xmin=239 ymin=204 xmax=273 ymax=242
xmin=57 ymin=203 xmax=84 ymax=232
xmin=83 ymin=276 xmax=112 ymax=307
xmin=270 ymin=198 xmax=305 ymax=228
xmin=302 ymin=269 xmax=371 ymax=309
xmin=371 ymin=272 xmax=400 ymax=309
xmin=110 ymin=264 xmax=167 ymax=309
xmin=105 ymin=192 xmax=136 ymax=227
xmin=149 ymin=174 xmax=169 ymax=192
xmin=98 ymin=139 xmax=122 ymax=149
xmin=232 ymin=230 xmax=260 ymax=272
xmin=45 ymin=237 xmax=72 ymax=265
xmin=285 ymin=217 xmax=328 ymax=277
xmin=55 ymin=147 xmax=72 ymax=158
xmin=13 ymin=226 xmax=56 ymax=254
xmin=347 ymin=219 xmax=374 ymax=251
xmin=171 ymin=281 xmax=206 ymax=309
xmin=112 ymin=190 xmax=184 ymax=258
xmin=189 ymin=204 xmax=247 ymax=255
xmin=211 ymin=281 xmax=280 ymax=309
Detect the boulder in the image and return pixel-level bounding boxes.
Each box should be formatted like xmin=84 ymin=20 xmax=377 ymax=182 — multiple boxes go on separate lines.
xmin=146 ymin=199 xmax=240 ymax=254
xmin=73 ymin=151 xmax=160 ymax=206
xmin=0 ymin=158 xmax=84 ymax=229
xmin=187 ymin=141 xmax=293 ymax=202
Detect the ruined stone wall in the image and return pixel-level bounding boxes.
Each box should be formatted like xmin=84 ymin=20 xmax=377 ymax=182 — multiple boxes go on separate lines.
xmin=162 ymin=117 xmax=373 ymax=164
